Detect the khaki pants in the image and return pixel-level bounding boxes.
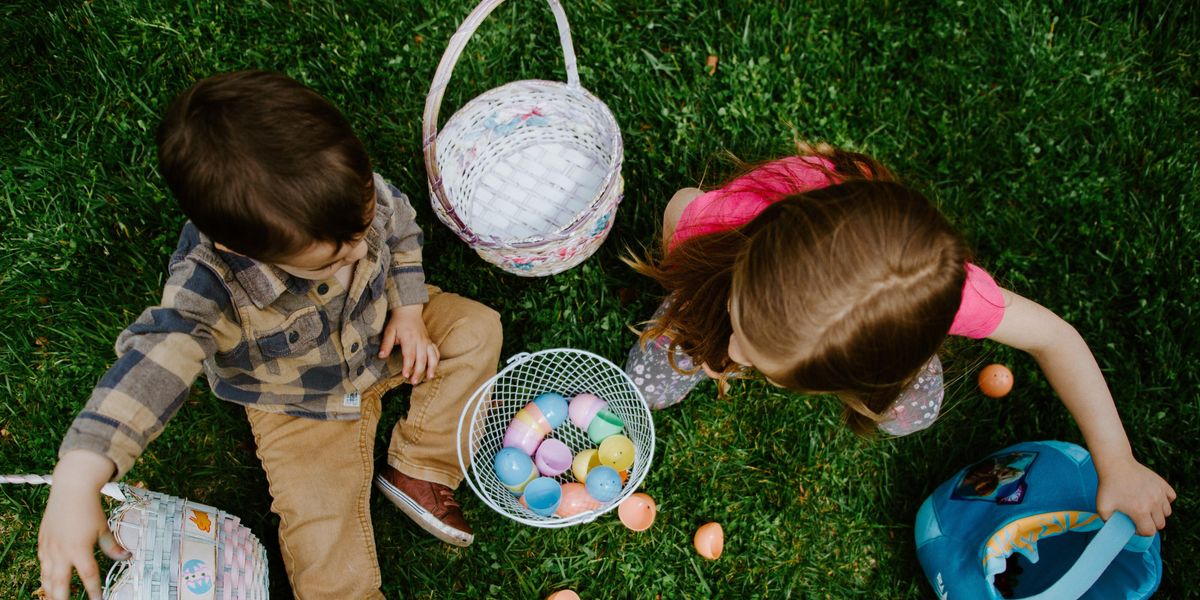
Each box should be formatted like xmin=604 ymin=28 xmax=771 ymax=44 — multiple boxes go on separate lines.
xmin=246 ymin=287 xmax=502 ymax=599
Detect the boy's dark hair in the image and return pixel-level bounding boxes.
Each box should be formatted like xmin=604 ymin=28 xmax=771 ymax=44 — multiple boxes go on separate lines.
xmin=157 ymin=70 xmax=374 ymax=262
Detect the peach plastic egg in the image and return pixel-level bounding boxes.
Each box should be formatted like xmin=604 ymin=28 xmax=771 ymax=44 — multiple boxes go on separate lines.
xmin=572 ymin=448 xmax=601 ymax=483
xmin=978 ymin=364 xmax=1014 ymax=398
xmin=598 ymin=434 xmax=635 ymax=471
xmin=694 ymin=522 xmax=724 ymax=559
xmin=617 ymin=492 xmax=657 ymax=531
xmin=546 ymin=591 xmax=580 ymax=600
xmin=555 ymin=482 xmax=601 ymax=517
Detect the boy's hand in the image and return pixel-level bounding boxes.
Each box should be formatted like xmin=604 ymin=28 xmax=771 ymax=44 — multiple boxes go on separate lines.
xmin=379 ymin=304 xmax=439 ymax=384
xmin=1096 ymin=456 xmax=1176 ymax=536
xmin=39 ymin=450 xmax=130 ymax=600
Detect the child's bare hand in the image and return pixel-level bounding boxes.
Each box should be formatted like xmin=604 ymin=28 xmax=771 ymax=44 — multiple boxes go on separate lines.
xmin=39 ymin=451 xmax=129 ymax=600
xmin=1096 ymin=457 xmax=1176 ymax=536
xmin=379 ymin=304 xmax=439 ymax=384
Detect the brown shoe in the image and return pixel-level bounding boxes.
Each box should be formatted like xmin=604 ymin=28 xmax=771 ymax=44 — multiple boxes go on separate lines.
xmin=374 ymin=465 xmax=473 ymax=547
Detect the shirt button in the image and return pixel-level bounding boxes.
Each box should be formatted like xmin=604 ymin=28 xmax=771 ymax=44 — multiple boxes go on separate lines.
xmin=351 ymin=342 xmax=360 ymax=353
xmin=356 ymin=365 xmax=365 ymax=376
xmin=288 ymin=331 xmax=299 ymax=343
xmin=317 ymin=283 xmax=329 ymax=295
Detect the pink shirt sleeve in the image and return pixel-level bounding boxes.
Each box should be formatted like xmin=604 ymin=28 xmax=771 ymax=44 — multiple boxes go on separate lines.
xmin=670 ymin=156 xmax=837 ymax=250
xmin=949 ymin=263 xmax=1006 ymax=338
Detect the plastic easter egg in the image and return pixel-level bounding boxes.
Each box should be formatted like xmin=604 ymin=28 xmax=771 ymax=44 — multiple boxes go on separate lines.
xmin=618 ymin=492 xmax=657 ymax=532
xmin=503 ymin=404 xmax=552 ymax=455
xmin=521 ymin=477 xmax=562 ymax=517
xmin=546 ymin=591 xmax=580 ymax=600
xmin=534 ymin=439 xmax=573 ymax=477
xmin=503 ymin=419 xmax=544 ymax=456
xmin=598 ymin=434 xmax=636 ymax=471
xmin=493 ymin=447 xmax=538 ymax=494
xmin=978 ymin=364 xmax=1014 ymax=398
xmin=584 ymin=466 xmax=622 ymax=503
xmin=513 ymin=403 xmax=553 ymax=435
xmin=694 ymin=522 xmax=724 ymax=559
xmin=532 ymin=392 xmax=569 ymax=429
xmin=568 ymin=393 xmax=607 ymax=430
xmin=586 ymin=410 xmax=625 ymax=444
xmin=572 ymin=448 xmax=601 ymax=483
xmin=555 ymin=482 xmax=601 ymax=517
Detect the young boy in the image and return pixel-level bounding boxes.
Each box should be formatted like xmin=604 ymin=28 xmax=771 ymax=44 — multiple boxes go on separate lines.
xmin=37 ymin=70 xmax=502 ymax=600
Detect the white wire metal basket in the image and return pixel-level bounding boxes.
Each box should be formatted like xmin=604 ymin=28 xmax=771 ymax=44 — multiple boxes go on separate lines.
xmin=423 ymin=0 xmax=624 ymax=277
xmin=2 ymin=475 xmax=269 ymax=599
xmin=457 ymin=349 xmax=654 ymax=527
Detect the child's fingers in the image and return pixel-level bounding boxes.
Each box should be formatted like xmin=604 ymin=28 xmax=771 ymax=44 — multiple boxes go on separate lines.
xmin=410 ymin=344 xmax=428 ymax=384
xmin=425 ymin=345 xmax=439 ymax=380
xmin=401 ymin=338 xmax=416 ymax=379
xmin=73 ymin=552 xmax=103 ymax=600
xmin=1166 ymin=482 xmax=1177 ymax=502
xmin=40 ymin=560 xmax=72 ymax=600
xmin=98 ymin=528 xmax=130 ymax=560
xmin=379 ymin=327 xmax=397 ymax=359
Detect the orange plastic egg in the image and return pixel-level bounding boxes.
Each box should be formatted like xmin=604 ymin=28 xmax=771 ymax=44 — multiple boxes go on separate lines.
xmin=694 ymin=522 xmax=724 ymax=559
xmin=979 ymin=364 xmax=1014 ymax=398
xmin=546 ymin=591 xmax=580 ymax=600
xmin=555 ymin=482 xmax=601 ymax=517
xmin=617 ymin=492 xmax=657 ymax=531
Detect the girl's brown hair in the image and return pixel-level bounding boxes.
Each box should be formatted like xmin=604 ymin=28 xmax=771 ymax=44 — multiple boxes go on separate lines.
xmin=630 ymin=145 xmax=970 ymax=435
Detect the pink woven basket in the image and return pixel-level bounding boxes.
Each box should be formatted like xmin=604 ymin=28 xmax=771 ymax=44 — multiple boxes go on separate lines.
xmin=2 ymin=475 xmax=269 ymax=599
xmin=423 ymin=0 xmax=624 ymax=277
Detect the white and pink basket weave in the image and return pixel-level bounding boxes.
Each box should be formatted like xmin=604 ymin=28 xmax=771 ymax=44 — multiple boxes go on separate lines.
xmin=3 ymin=475 xmax=269 ymax=599
xmin=423 ymin=0 xmax=624 ymax=276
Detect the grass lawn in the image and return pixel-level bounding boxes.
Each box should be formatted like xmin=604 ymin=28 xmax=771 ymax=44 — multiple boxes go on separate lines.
xmin=2 ymin=0 xmax=1197 ymax=597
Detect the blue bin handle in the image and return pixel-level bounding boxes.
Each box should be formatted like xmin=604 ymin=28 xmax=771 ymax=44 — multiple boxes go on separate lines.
xmin=1018 ymin=512 xmax=1150 ymax=600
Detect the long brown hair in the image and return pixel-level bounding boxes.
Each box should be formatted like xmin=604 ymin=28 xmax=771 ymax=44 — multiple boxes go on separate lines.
xmin=629 ymin=145 xmax=970 ymax=435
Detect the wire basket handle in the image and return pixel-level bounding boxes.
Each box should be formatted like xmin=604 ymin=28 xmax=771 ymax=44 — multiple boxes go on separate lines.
xmin=422 ymin=0 xmax=581 ymax=242
xmin=1 ymin=474 xmax=127 ymax=502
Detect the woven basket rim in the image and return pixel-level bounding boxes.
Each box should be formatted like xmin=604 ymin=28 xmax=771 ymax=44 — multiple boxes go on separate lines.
xmin=432 ymin=79 xmax=624 ymax=249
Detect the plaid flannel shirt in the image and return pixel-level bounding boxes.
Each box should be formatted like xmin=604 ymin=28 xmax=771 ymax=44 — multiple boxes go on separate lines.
xmin=60 ymin=174 xmax=427 ymax=478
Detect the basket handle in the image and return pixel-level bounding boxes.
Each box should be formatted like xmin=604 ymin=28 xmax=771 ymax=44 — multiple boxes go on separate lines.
xmin=1015 ymin=511 xmax=1154 ymax=600
xmin=422 ymin=0 xmax=581 ymax=242
xmin=1 ymin=473 xmax=128 ymax=502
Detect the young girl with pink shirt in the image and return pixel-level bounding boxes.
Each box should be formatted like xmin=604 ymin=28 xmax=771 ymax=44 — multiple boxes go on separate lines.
xmin=625 ymin=143 xmax=1175 ymax=536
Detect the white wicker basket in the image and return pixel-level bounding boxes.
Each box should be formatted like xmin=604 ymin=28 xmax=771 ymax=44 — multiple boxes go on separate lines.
xmin=2 ymin=475 xmax=269 ymax=599
xmin=456 ymin=349 xmax=654 ymax=527
xmin=423 ymin=0 xmax=624 ymax=277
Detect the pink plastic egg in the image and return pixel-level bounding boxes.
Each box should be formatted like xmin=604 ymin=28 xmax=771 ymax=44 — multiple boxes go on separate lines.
xmin=503 ymin=403 xmax=552 ymax=455
xmin=555 ymin=482 xmax=601 ymax=517
xmin=617 ymin=492 xmax=657 ymax=532
xmin=546 ymin=591 xmax=580 ymax=600
xmin=568 ymin=393 xmax=607 ymax=430
xmin=534 ymin=439 xmax=573 ymax=477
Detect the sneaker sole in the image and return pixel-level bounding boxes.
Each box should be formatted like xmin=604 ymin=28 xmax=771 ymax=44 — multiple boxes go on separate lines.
xmin=374 ymin=475 xmax=474 ymax=547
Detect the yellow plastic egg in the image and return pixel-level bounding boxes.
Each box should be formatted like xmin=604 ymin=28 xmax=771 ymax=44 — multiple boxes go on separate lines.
xmin=694 ymin=522 xmax=724 ymax=560
xmin=598 ymin=434 xmax=635 ymax=471
xmin=572 ymin=448 xmax=601 ymax=483
xmin=617 ymin=492 xmax=657 ymax=532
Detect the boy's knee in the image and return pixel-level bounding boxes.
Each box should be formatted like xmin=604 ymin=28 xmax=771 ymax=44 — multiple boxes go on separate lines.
xmin=439 ymin=303 xmax=502 ymax=357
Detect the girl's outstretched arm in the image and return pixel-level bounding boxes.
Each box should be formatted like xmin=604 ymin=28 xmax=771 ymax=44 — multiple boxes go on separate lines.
xmin=987 ymin=289 xmax=1176 ymax=535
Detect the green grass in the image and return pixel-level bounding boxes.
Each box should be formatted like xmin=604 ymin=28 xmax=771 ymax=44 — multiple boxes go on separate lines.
xmin=2 ymin=0 xmax=1197 ymax=597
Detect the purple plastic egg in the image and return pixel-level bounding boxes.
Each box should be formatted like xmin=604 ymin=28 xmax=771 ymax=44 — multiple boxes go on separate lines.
xmin=568 ymin=393 xmax=607 ymax=430
xmin=534 ymin=439 xmax=573 ymax=477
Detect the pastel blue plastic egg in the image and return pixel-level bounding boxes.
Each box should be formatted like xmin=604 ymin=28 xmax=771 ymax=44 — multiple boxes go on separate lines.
xmin=522 ymin=477 xmax=563 ymax=517
xmin=494 ymin=448 xmax=538 ymax=494
xmin=532 ymin=392 xmax=569 ymax=429
xmin=585 ymin=466 xmax=622 ymax=503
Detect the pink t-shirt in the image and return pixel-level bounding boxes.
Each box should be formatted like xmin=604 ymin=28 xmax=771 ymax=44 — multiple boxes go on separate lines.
xmin=671 ymin=157 xmax=1005 ymax=338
